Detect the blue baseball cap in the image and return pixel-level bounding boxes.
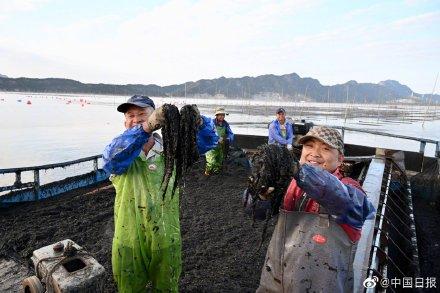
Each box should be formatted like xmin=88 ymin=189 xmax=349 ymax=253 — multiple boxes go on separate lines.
xmin=117 ymin=95 xmax=155 ymax=113
xmin=276 ymin=107 xmax=286 ymax=114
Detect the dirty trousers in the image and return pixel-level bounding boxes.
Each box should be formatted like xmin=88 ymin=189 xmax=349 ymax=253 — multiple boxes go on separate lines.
xmin=111 ymin=156 xmax=181 ymax=292
xmin=257 ymin=211 xmax=357 ymax=293
xmin=205 ymin=146 xmax=225 ymax=174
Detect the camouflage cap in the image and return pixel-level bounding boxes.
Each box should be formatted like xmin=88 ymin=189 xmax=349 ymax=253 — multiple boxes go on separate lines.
xmin=298 ymin=125 xmax=344 ymax=154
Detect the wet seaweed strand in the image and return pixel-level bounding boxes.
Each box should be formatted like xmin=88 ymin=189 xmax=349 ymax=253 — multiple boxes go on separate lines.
xmin=247 ymin=144 xmax=299 ymax=249
xmin=160 ymin=104 xmax=180 ymax=198
xmin=176 ymin=105 xmax=200 ymax=188
xmin=248 ymin=144 xmax=298 ymax=217
xmin=160 ymin=104 xmax=200 ymax=199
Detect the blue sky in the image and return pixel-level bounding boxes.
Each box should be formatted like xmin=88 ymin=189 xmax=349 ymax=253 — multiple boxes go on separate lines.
xmin=0 ymin=0 xmax=439 ymax=93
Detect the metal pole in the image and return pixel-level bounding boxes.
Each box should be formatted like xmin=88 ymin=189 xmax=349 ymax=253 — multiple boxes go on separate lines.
xmin=436 ymin=142 xmax=440 ymax=176
xmin=34 ymin=169 xmax=40 ymax=200
xmin=419 ymin=141 xmax=426 ymax=172
xmin=93 ymin=158 xmax=99 ymax=181
xmin=14 ymin=171 xmax=21 ymax=186
xmin=419 ymin=141 xmax=426 ymax=154
xmin=93 ymin=158 xmax=98 ymax=171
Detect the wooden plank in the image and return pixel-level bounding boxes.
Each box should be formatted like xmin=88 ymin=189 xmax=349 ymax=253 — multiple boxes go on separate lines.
xmin=0 ymin=258 xmax=30 ymax=292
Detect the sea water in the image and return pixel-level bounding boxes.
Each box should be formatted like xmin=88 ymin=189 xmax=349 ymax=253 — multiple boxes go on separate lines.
xmin=1 ymin=92 xmax=439 ymax=186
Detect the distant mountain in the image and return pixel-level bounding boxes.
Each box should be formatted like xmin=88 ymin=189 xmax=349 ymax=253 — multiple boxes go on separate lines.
xmin=0 ymin=77 xmax=163 ymax=96
xmin=0 ymin=73 xmax=437 ymax=103
xmin=0 ymin=73 xmax=8 ymax=78
xmin=379 ymin=80 xmax=413 ymax=97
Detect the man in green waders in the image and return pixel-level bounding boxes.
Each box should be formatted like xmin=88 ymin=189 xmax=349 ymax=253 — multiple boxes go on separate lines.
xmin=204 ymin=107 xmax=234 ymax=176
xmin=103 ymin=96 xmax=218 ymax=292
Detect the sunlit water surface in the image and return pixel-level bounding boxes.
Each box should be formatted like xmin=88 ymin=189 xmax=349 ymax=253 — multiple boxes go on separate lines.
xmin=1 ymin=92 xmax=439 ymax=186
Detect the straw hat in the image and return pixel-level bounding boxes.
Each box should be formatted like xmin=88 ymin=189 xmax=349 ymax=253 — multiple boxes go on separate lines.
xmin=214 ymin=107 xmax=228 ymax=116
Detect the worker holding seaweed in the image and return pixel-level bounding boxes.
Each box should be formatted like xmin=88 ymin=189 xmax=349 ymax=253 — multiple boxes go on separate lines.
xmin=244 ymin=125 xmax=376 ymax=292
xmin=102 ymin=95 xmax=218 ymax=292
xmin=204 ymin=107 xmax=234 ymax=175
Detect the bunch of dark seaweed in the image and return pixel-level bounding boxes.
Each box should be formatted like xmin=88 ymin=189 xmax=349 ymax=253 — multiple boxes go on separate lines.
xmin=160 ymin=104 xmax=200 ymax=199
xmin=246 ymin=144 xmax=299 ymax=218
xmin=244 ymin=144 xmax=299 ymax=249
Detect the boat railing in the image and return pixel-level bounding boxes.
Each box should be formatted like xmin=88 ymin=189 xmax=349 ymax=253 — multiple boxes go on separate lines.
xmin=335 ymin=125 xmax=439 ymax=158
xmin=333 ymin=125 xmax=439 ymax=172
xmin=354 ymin=156 xmax=420 ymax=292
xmin=0 ymin=155 xmax=106 ymax=205
xmin=233 ymin=121 xmax=440 ymax=159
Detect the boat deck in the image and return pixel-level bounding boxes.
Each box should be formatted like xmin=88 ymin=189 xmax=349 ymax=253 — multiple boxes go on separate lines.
xmin=1 ymin=151 xmax=439 ymax=292
xmin=1 ymin=160 xmax=270 ymax=292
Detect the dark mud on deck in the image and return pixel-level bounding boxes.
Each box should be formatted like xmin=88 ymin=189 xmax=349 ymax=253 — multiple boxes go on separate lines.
xmin=1 ymin=159 xmax=440 ymax=292
xmin=0 ymin=159 xmax=274 ymax=292
xmin=413 ymin=197 xmax=440 ymax=284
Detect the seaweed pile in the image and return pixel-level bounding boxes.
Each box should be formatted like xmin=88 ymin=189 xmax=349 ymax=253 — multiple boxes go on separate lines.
xmin=410 ymin=159 xmax=440 ymax=203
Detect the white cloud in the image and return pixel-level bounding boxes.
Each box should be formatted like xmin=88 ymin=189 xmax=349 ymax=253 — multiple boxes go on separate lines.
xmin=0 ymin=0 xmax=52 ymax=23
xmin=391 ymin=11 xmax=440 ymax=30
xmin=0 ymin=0 xmax=51 ymax=13
xmin=0 ymin=0 xmax=438 ymax=93
xmin=0 ymin=46 xmax=77 ymax=78
xmin=344 ymin=2 xmax=387 ymax=19
xmin=404 ymin=0 xmax=431 ymax=5
xmin=48 ymin=15 xmax=121 ymax=36
xmin=268 ymin=14 xmax=440 ymax=92
xmin=14 ymin=0 xmax=317 ymax=85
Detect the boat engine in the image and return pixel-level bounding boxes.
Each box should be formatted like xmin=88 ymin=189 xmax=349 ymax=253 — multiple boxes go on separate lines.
xmin=22 ymin=239 xmax=105 ymax=293
xmin=291 ymin=119 xmax=314 ymax=135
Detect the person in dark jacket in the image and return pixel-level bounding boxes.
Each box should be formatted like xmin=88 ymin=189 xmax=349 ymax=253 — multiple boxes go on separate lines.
xmin=268 ymin=107 xmax=294 ymax=150
xmin=255 ymin=125 xmax=376 ymax=293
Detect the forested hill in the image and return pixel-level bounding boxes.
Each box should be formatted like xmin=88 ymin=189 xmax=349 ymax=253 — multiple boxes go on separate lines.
xmin=0 ymin=73 xmax=437 ymax=103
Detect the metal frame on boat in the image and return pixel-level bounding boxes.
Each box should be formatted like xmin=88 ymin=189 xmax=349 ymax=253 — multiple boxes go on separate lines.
xmin=352 ymin=156 xmax=421 ymax=292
